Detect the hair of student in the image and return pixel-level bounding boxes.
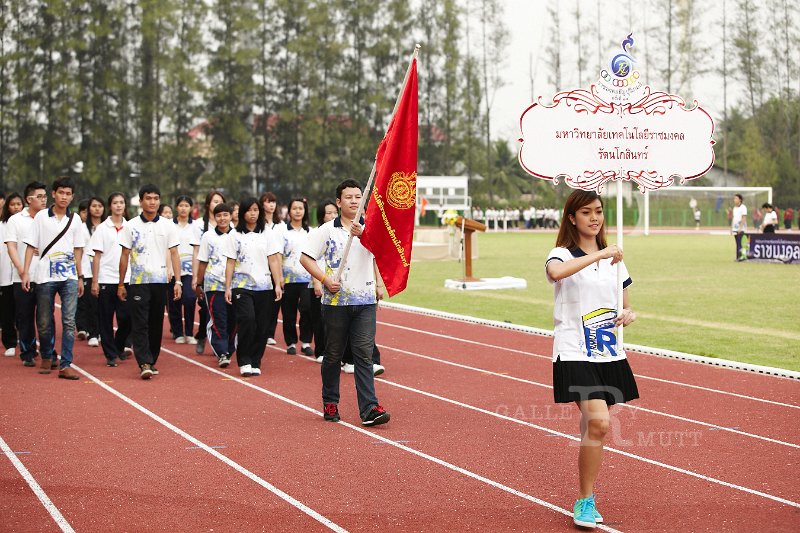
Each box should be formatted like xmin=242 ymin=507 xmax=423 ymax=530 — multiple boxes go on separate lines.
xmin=734 ymin=193 xmax=743 ymax=202
xmin=258 ymin=191 xmax=281 ymax=224
xmin=51 ymin=175 xmax=74 ymax=193
xmin=761 ymin=202 xmax=772 ymax=209
xmin=202 ymin=190 xmax=226 ymax=232
xmin=107 ymin=192 xmax=130 ymax=221
xmin=316 ymin=199 xmax=337 ymax=227
xmin=138 ymin=183 xmax=161 ymax=199
xmin=287 ymin=197 xmax=310 ymax=232
xmin=0 ymin=192 xmax=23 ymax=223
xmin=554 ymin=189 xmax=608 ymax=250
xmin=85 ymin=196 xmax=107 ymax=235
xmin=157 ymin=204 xmax=173 ymax=217
xmin=23 ymin=181 xmax=47 ymax=201
xmin=236 ymin=197 xmax=265 ymax=233
xmin=213 ymin=202 xmax=233 ymax=215
xmin=336 ymin=179 xmax=363 ymax=199
xmin=175 ymin=195 xmax=193 ymax=207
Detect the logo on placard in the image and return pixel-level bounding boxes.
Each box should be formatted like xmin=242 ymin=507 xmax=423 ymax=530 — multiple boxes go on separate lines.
xmin=386 ymin=171 xmax=416 ymax=210
xmin=598 ymin=33 xmax=643 ymax=101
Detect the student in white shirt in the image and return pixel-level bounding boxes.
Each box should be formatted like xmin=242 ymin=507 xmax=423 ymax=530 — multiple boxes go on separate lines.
xmin=118 ymin=184 xmax=182 ymax=380
xmin=75 ymin=196 xmax=105 ymax=347
xmin=195 ymin=203 xmax=237 ymax=368
xmin=308 ymin=200 xmax=339 ymax=363
xmin=90 ymin=192 xmax=133 ymax=367
xmin=545 ymin=190 xmax=638 ymax=529
xmin=760 ymin=203 xmax=778 ymax=233
xmin=6 ymin=182 xmax=49 ymax=367
xmin=300 ymin=179 xmax=390 ymax=427
xmin=193 ymin=190 xmax=226 ymax=355
xmin=259 ymin=191 xmax=282 ymax=346
xmin=22 ymin=176 xmax=86 ymax=380
xmin=224 ymin=197 xmax=283 ymax=377
xmin=168 ymin=195 xmax=200 ymax=344
xmin=732 ymin=194 xmax=748 ymax=261
xmin=280 ymin=198 xmax=313 ymax=356
xmin=0 ymin=193 xmax=24 ymax=357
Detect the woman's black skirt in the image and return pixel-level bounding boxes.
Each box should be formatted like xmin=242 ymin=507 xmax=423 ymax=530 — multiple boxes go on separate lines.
xmin=553 ymin=357 xmax=639 ymax=405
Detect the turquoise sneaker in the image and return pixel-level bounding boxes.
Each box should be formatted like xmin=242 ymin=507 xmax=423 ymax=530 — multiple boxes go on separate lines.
xmin=573 ymin=496 xmax=597 ymax=529
xmin=591 ymin=494 xmax=603 ymax=523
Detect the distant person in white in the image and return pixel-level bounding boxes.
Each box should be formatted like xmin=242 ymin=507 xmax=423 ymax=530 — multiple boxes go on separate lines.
xmin=732 ymin=193 xmax=748 ymax=261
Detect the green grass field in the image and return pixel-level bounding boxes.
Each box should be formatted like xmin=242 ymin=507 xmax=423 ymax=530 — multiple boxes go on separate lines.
xmin=388 ymin=231 xmax=800 ymax=372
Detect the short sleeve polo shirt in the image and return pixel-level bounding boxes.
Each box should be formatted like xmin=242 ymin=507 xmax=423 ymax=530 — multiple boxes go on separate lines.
xmin=5 ymin=208 xmax=37 ymax=283
xmin=545 ymin=246 xmax=632 ymax=363
xmin=197 ymin=227 xmax=236 ymax=292
xmin=174 ymin=219 xmax=201 ymax=276
xmin=24 ymin=208 xmax=86 ymax=284
xmin=280 ymin=223 xmax=312 ymax=284
xmin=228 ymin=227 xmax=281 ymax=291
xmin=119 ymin=214 xmax=179 ymax=284
xmin=89 ymin=218 xmax=131 ymax=284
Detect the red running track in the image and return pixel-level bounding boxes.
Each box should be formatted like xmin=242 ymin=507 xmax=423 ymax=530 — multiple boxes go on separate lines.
xmin=1 ymin=305 xmax=798 ymax=532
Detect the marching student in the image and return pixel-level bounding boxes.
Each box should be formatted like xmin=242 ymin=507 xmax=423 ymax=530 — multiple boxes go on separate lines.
xmin=280 ymin=198 xmax=313 ymax=356
xmin=545 ymin=189 xmax=638 ymax=530
xmin=168 ymin=195 xmax=200 ymax=344
xmin=118 ymin=184 xmax=181 ymax=379
xmin=5 ymin=182 xmax=49 ymax=367
xmin=224 ymin=197 xmax=283 ymax=377
xmin=22 ymin=176 xmax=86 ymax=380
xmin=195 ymin=203 xmax=237 ymax=368
xmin=90 ymin=192 xmax=133 ymax=367
xmin=308 ymin=200 xmax=338 ymax=363
xmin=75 ymin=196 xmax=105 ymax=347
xmin=299 ymin=179 xmax=390 ymax=427
xmin=193 ymin=190 xmax=226 ymax=355
xmin=259 ymin=191 xmax=282 ymax=346
xmin=0 ymin=193 xmax=24 ymax=357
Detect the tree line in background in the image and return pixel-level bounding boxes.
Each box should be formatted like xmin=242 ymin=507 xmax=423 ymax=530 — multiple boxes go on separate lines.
xmin=1 ymin=1 xmax=799 ymax=211
xmin=0 ymin=0 xmax=512 ymax=206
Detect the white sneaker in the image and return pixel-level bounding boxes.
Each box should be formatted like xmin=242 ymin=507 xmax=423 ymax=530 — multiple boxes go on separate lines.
xmin=373 ymin=364 xmax=385 ymax=377
xmin=315 ymin=356 xmax=324 ymax=363
xmin=175 ymin=336 xmax=186 ymax=344
xmin=185 ymin=336 xmax=198 ymax=345
xmin=250 ymin=368 xmax=261 ymax=376
xmin=87 ymin=337 xmax=99 ymax=347
xmin=239 ymin=364 xmax=253 ymax=377
xmin=266 ymin=338 xmax=277 ymax=345
xmin=3 ymin=347 xmax=15 ymax=357
xmin=342 ymin=363 xmax=355 ymax=374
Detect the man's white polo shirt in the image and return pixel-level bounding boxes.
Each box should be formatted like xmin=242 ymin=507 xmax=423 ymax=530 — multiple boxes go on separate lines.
xmin=302 ymin=217 xmax=377 ymax=307
xmin=89 ymin=217 xmax=131 ymax=284
xmin=228 ymin=227 xmax=281 ymax=291
xmin=24 ymin=207 xmax=86 ymax=284
xmin=119 ymin=214 xmax=179 ymax=284
xmin=197 ymin=227 xmax=235 ymax=292
xmin=4 ymin=208 xmax=37 ymax=283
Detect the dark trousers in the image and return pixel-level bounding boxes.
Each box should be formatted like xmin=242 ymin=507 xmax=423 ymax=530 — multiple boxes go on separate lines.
xmin=233 ymin=288 xmax=274 ymax=370
xmin=281 ymin=282 xmax=312 ymax=346
xmin=13 ymin=282 xmax=37 ymax=362
xmin=0 ymin=285 xmax=17 ymax=349
xmin=342 ymin=343 xmax=381 ymax=366
xmin=129 ymin=283 xmax=168 ymax=366
xmin=310 ymin=291 xmax=325 ymax=357
xmin=76 ymin=278 xmax=100 ymax=337
xmin=321 ymin=304 xmax=379 ymax=419
xmin=734 ymin=231 xmax=744 ymax=259
xmin=206 ymin=290 xmax=236 ymax=357
xmin=266 ymin=295 xmax=279 ymax=340
xmin=168 ymin=274 xmax=197 ymax=338
xmin=97 ymin=283 xmax=132 ymax=361
xmin=196 ymin=298 xmax=208 ymax=341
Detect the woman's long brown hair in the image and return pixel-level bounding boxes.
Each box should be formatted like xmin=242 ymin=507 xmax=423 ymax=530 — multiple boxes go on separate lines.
xmin=554 ymin=189 xmax=608 ymax=250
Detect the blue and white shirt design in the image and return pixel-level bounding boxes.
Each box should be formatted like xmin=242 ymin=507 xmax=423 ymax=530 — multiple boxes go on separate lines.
xmin=280 ymin=223 xmax=312 ymax=284
xmin=229 ymin=228 xmax=281 ymax=291
xmin=175 ymin=219 xmax=201 ymax=276
xmin=545 ymin=246 xmax=632 ymax=363
xmin=302 ymin=217 xmax=377 ymax=307
xmin=120 ymin=215 xmax=179 ymax=285
xmin=197 ymin=227 xmax=235 ymax=293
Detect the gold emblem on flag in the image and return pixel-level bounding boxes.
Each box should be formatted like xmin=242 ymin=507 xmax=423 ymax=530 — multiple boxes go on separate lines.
xmin=386 ymin=171 xmax=417 ymax=209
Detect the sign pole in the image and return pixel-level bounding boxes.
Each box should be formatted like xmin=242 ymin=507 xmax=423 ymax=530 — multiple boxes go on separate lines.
xmin=616 ymin=179 xmax=624 ymax=351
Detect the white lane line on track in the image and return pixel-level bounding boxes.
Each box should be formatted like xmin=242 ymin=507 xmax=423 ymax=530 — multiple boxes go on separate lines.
xmin=379 ymin=345 xmax=800 ymax=449
xmin=0 ymin=435 xmax=75 ymax=533
xmin=376 ymin=320 xmax=800 ymax=410
xmin=375 ymin=378 xmax=800 ymax=510
xmin=68 ymin=364 xmax=347 ymax=533
xmin=161 ymin=347 xmax=623 ymax=533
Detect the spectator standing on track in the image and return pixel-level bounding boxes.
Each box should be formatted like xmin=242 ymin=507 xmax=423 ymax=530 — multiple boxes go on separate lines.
xmin=783 ymin=207 xmax=793 ymax=230
xmin=309 ymin=200 xmax=338 ymax=364
xmin=279 ymin=198 xmax=314 ymax=357
xmin=224 ymin=197 xmax=283 ymax=377
xmin=195 ymin=202 xmax=237 ymax=369
xmin=168 ymin=196 xmax=200 ymax=345
xmin=194 ymin=190 xmax=226 ymax=355
xmin=75 ymin=197 xmax=104 ymax=347
xmin=5 ymin=182 xmax=49 ymax=368
xmin=299 ymin=179 xmax=391 ymax=427
xmin=22 ymin=176 xmax=86 ymax=380
xmin=545 ymin=189 xmax=638 ymax=530
xmin=259 ymin=191 xmax=282 ymax=347
xmin=90 ymin=192 xmax=133 ymax=367
xmin=0 ymin=193 xmax=24 ymax=357
xmin=732 ymin=194 xmax=748 ymax=261
xmin=118 ymin=184 xmax=182 ymax=380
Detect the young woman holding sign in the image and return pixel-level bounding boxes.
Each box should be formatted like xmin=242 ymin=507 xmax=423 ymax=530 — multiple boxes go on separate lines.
xmin=544 ymin=190 xmax=638 ymax=530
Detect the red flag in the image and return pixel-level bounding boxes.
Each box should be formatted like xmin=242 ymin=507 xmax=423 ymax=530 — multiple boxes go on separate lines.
xmin=360 ymin=57 xmax=418 ymax=297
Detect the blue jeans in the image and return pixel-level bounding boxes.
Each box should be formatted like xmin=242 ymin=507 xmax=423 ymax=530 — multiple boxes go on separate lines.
xmin=321 ymin=304 xmax=378 ymax=419
xmin=36 ymin=279 xmax=78 ymax=369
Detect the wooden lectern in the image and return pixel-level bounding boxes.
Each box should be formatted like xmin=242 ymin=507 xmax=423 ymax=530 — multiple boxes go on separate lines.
xmin=455 ymin=216 xmax=486 ymax=282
